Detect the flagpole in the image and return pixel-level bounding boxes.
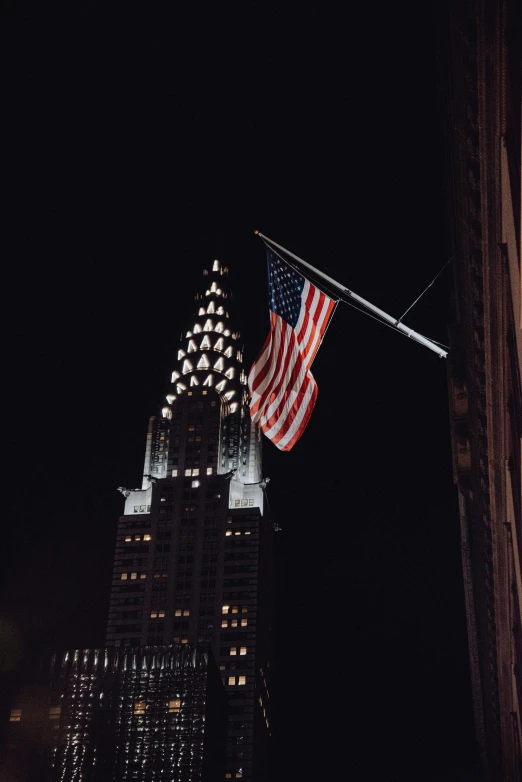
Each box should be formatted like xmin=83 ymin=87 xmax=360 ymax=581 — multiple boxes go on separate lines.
xmin=254 ymin=231 xmax=448 ymax=359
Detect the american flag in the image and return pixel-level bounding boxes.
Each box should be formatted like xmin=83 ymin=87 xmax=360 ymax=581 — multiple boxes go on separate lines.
xmin=248 ymin=248 xmax=336 ymax=451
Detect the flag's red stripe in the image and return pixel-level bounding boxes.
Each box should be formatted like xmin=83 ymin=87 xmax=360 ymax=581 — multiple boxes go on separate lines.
xmin=250 ymin=317 xmax=291 ymax=419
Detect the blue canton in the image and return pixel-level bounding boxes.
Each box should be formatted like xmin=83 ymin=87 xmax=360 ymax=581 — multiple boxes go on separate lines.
xmin=267 ymin=249 xmax=304 ymax=329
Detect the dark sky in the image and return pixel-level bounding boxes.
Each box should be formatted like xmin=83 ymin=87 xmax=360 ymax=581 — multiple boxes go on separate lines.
xmin=3 ymin=2 xmax=481 ymax=780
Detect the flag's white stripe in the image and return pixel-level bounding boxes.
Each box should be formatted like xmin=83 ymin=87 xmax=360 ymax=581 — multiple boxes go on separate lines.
xmin=251 ymin=320 xmax=293 ymax=422
xmin=260 ymin=338 xmax=308 ymax=434
xmin=295 ymin=282 xmax=316 ymax=349
xmin=300 ymin=295 xmax=331 ymax=370
xmin=249 ymin=316 xmax=285 ymax=407
xmin=275 ymin=375 xmax=317 ymax=450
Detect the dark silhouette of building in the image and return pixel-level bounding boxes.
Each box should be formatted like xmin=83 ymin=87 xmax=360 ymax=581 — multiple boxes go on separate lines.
xmin=442 ymin=0 xmax=522 ymax=778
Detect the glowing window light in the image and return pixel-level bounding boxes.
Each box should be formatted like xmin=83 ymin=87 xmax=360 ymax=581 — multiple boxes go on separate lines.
xmin=222 ymin=605 xmax=230 ymax=614
xmin=231 ymin=619 xmax=238 ymax=627
xmin=191 ymin=480 xmax=200 ymax=488
xmin=230 ymin=646 xmax=237 ymax=656
xmin=193 ymin=323 xmax=202 ymax=333
xmin=221 ymin=619 xmax=228 ymax=628
xmin=203 ymin=319 xmax=214 ymax=332
xmin=207 ymin=300 xmax=215 ymax=314
xmin=172 ymin=469 xmax=178 ymax=477
xmin=225 ymin=367 xmax=234 ymax=379
xmin=140 ymin=573 xmax=146 ymax=579
xmin=228 ymin=676 xmax=236 ymax=686
xmin=210 ymin=281 xmax=217 ymax=293
xmin=184 ymin=469 xmax=191 ymax=477
xmin=197 ymin=354 xmax=210 ymax=369
xmin=158 ymin=610 xmax=165 ymax=617
xmin=176 ymin=383 xmax=187 ymax=393
xmin=190 ymin=375 xmax=199 ymax=386
xmin=215 ymin=379 xmax=226 ymax=393
xmin=230 ymin=402 xmax=238 ymax=413
xmin=181 ymin=638 xmax=188 ymax=644
xmin=198 ymin=307 xmax=206 ymax=316
xmin=162 ymin=406 xmax=172 ymax=419
xmin=238 ymin=676 xmax=246 ymax=685
xmin=205 ymin=289 xmax=211 ymax=296
xmin=217 ymin=305 xmax=224 ymax=315
xmin=203 ymin=374 xmax=213 ymax=387
xmin=125 ymin=535 xmax=131 ymax=542
xmin=224 ymin=390 xmax=235 ymax=401
xmin=134 ymin=701 xmax=146 ymax=715
xmin=192 ymin=468 xmax=199 ymax=476
xmin=217 ymin=288 xmax=222 ymax=295
xmin=183 ymin=609 xmax=190 ymax=616
xmin=241 ymin=618 xmax=247 ymax=627
xmin=131 ymin=572 xmax=137 ymax=580
xmin=214 ymin=337 xmax=224 ymax=351
xmin=215 ymin=322 xmax=224 ymax=333
xmin=206 ymin=467 xmax=213 ymax=475
xmin=240 ymin=370 xmax=247 ymax=385
xmin=171 ymin=371 xmax=180 ymax=383
xmin=226 ymin=530 xmax=232 ymax=537
xmin=9 ymin=709 xmax=22 ymax=722
xmin=182 ymin=359 xmax=193 ymax=374
xmin=224 ymin=346 xmax=233 ymax=357
xmin=121 ymin=573 xmax=128 ymax=580
xmin=166 ymin=394 xmax=177 ymax=405
xmin=224 ymin=329 xmax=231 ymax=336
xmin=49 ymin=706 xmax=61 ymax=720
xmin=212 ymin=260 xmax=220 ymax=271
xmin=240 ymin=646 xmax=247 ymax=655
xmin=188 ymin=339 xmax=198 ymax=352
xmin=144 ymin=534 xmax=151 ymax=541
xmin=175 ymin=609 xmax=182 ymax=616
xmin=178 ymin=349 xmax=186 ymax=360
xmin=150 ymin=611 xmax=157 ymax=618
xmin=214 ymin=357 xmax=224 ymax=371
xmin=200 ymin=335 xmax=211 ymax=349
xmin=168 ymin=699 xmax=181 ymax=713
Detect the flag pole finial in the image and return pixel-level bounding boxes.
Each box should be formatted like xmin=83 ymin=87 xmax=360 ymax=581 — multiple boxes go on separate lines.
xmin=254 ymin=230 xmax=259 ymax=235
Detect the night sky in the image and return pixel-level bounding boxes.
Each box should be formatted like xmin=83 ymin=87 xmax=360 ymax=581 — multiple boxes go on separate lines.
xmin=4 ymin=2 xmax=482 ymax=780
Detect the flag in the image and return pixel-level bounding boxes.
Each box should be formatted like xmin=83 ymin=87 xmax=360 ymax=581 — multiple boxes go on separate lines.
xmin=248 ymin=248 xmax=336 ymax=451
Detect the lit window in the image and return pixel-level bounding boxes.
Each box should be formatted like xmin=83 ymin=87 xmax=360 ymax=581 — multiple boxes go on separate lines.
xmin=181 ymin=638 xmax=188 ymax=644
xmin=225 ymin=367 xmax=234 ymax=379
xmin=198 ymin=307 xmax=206 ymax=316
xmin=121 ymin=573 xmax=128 ymax=580
xmin=182 ymin=359 xmax=193 ymax=374
xmin=207 ymin=467 xmax=213 ymax=475
xmin=240 ymin=646 xmax=247 ymax=655
xmin=172 ymin=469 xmax=178 ymax=477
xmin=215 ymin=322 xmax=224 ymax=333
xmin=135 ymin=535 xmax=141 ymax=541
xmin=178 ymin=349 xmax=186 ymax=360
xmin=49 ymin=706 xmax=61 ymax=720
xmin=203 ymin=319 xmax=214 ymax=332
xmin=191 ymin=480 xmax=200 ymax=488
xmin=140 ymin=574 xmax=146 ymax=579
xmin=144 ymin=534 xmax=151 ymax=541
xmin=185 ymin=469 xmax=192 ymax=477
xmin=231 ymin=619 xmax=238 ymax=627
xmin=203 ymin=375 xmax=213 ymax=387
xmin=215 ymin=379 xmax=226 ymax=393
xmin=190 ymin=375 xmax=199 ymax=386
xmin=166 ymin=393 xmax=176 ymax=404
xmin=150 ymin=611 xmax=158 ymax=618
xmin=214 ymin=357 xmax=224 ymax=371
xmin=193 ymin=323 xmax=201 ymax=333
xmin=210 ymin=281 xmax=217 ymax=293
xmin=224 ymin=390 xmax=235 ymax=401
xmin=207 ymin=301 xmax=215 ymax=314
xmin=236 ymin=775 xmax=243 ymax=779
xmin=232 ymin=606 xmax=238 ymax=614
xmin=158 ymin=610 xmax=165 ymax=618
xmin=176 ymin=382 xmax=187 ymax=393
xmin=168 ymin=699 xmax=181 ymax=713
xmin=212 ymin=260 xmax=220 ymax=272
xmin=134 ymin=701 xmax=146 ymax=715
xmin=192 ymin=468 xmax=199 ymax=476
xmin=202 ymin=390 xmax=207 ymax=395
xmin=235 ymin=531 xmax=241 ymax=536
xmin=183 ymin=610 xmax=190 ymax=616
xmin=200 ymin=335 xmax=211 ymax=349
xmin=225 ymin=345 xmax=233 ymax=357
xmin=228 ymin=676 xmax=236 ymax=686
xmin=9 ymin=708 xmax=22 ymax=722
xmin=221 ymin=620 xmax=228 ymax=628
xmin=171 ymin=371 xmax=180 ymax=383
xmin=238 ymin=676 xmax=246 ymax=685
xmin=175 ymin=609 xmax=182 ymax=616
xmin=214 ymin=337 xmax=224 ymax=351
xmin=241 ymin=619 xmax=247 ymax=627
xmin=224 ymin=329 xmax=231 ymax=336
xmin=244 ymin=531 xmax=251 ymax=535
xmin=217 ymin=305 xmax=225 ymax=315
xmin=125 ymin=536 xmax=131 ymax=542
xmin=131 ymin=573 xmax=137 ymax=580
xmin=242 ymin=607 xmax=248 ymax=613
xmin=222 ymin=605 xmax=230 ymax=614
xmin=226 ymin=530 xmax=232 ymax=537
xmin=230 ymin=647 xmax=237 ymax=656
xmin=230 ymin=402 xmax=238 ymax=413
xmin=225 ymin=775 xmax=232 ymax=779
xmin=188 ymin=339 xmax=198 ymax=353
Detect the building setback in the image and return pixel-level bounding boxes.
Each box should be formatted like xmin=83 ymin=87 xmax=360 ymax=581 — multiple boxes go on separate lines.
xmin=106 ymin=259 xmax=274 ymax=781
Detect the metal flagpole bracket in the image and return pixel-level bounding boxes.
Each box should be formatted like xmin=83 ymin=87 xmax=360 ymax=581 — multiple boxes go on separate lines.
xmin=254 ymin=231 xmax=448 ymax=359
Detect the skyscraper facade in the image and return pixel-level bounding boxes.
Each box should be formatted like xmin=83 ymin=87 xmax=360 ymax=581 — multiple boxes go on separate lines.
xmin=106 ymin=260 xmax=274 ymax=781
